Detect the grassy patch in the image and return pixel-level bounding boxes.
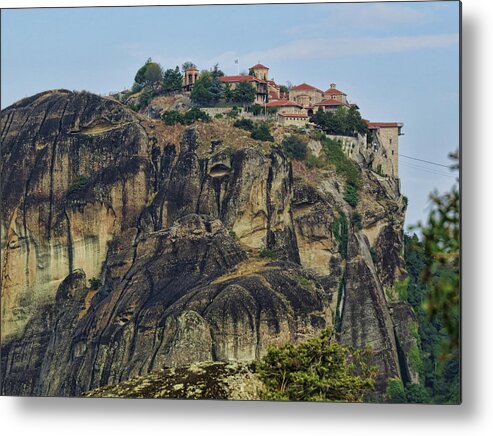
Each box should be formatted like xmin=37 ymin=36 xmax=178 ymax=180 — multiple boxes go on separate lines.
xmin=67 ymin=175 xmax=90 ymax=196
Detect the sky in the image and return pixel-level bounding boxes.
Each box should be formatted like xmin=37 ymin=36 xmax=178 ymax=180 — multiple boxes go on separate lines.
xmin=0 ymin=1 xmax=460 ymax=228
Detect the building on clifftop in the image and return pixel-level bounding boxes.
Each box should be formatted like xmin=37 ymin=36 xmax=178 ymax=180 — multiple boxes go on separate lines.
xmin=367 ymin=122 xmax=404 ymax=178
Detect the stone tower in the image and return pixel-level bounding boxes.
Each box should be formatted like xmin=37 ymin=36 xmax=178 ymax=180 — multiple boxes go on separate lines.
xmin=183 ymin=65 xmax=199 ymax=92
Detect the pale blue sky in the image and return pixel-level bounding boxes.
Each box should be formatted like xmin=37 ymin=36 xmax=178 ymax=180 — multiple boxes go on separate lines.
xmin=1 ymin=1 xmax=460 ymax=227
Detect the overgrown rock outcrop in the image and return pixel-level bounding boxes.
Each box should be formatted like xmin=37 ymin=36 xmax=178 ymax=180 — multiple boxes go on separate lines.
xmin=1 ymin=90 xmax=412 ymax=397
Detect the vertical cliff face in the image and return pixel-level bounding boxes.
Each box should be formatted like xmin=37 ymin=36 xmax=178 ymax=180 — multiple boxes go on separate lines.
xmin=1 ymin=90 xmax=412 ymax=396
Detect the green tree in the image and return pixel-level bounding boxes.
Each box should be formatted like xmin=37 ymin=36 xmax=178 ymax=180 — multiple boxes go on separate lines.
xmin=162 ymin=66 xmax=183 ymax=93
xmin=416 ymin=156 xmax=460 ymax=357
xmin=210 ymin=63 xmax=224 ymax=80
xmin=281 ymin=135 xmax=308 ymax=160
xmin=161 ymin=110 xmax=184 ymax=125
xmin=251 ymin=122 xmax=274 ymax=142
xmin=310 ymin=106 xmax=367 ymax=136
xmin=181 ymin=61 xmax=197 ymax=72
xmin=233 ymin=118 xmax=255 ymax=131
xmin=257 ymin=328 xmax=376 ymax=402
xmin=232 ymin=81 xmax=256 ymax=106
xmin=134 ymin=58 xmax=163 ymax=87
xmin=386 ymin=378 xmax=406 ymax=403
xmin=190 ymin=71 xmax=223 ymax=106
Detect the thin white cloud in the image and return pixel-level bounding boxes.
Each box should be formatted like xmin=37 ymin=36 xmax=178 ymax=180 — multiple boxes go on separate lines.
xmin=230 ymin=34 xmax=459 ymax=66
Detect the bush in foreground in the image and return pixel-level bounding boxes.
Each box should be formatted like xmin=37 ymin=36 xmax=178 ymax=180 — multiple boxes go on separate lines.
xmin=257 ymin=328 xmax=376 ymax=402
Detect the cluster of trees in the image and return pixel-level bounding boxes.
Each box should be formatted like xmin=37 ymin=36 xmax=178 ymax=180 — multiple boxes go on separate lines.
xmin=310 ymin=106 xmax=368 ymax=137
xmin=161 ymin=108 xmax=211 ymax=125
xmin=132 ymin=58 xmax=186 ymax=94
xmin=191 ymin=65 xmax=257 ymax=107
xmin=281 ymin=135 xmax=308 ymax=160
xmin=129 ymin=58 xmax=271 ymax=111
xmin=233 ymin=118 xmax=274 ymax=142
xmin=257 ymin=328 xmax=376 ymax=402
xmin=388 ymin=153 xmax=460 ymax=404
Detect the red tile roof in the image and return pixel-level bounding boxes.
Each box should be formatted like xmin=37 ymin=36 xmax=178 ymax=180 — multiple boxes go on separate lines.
xmin=262 ymin=99 xmax=302 ymax=108
xmin=250 ymin=63 xmax=269 ymax=70
xmin=279 ymin=113 xmax=308 ymax=118
xmin=315 ymin=99 xmax=344 ymax=106
xmin=367 ymin=122 xmax=403 ymax=129
xmin=290 ymin=83 xmax=323 ymax=93
xmin=219 ymin=75 xmax=265 ymax=84
xmin=324 ymin=87 xmax=346 ymax=96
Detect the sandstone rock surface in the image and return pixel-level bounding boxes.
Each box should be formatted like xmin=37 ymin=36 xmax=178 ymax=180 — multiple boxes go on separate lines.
xmin=1 ymin=90 xmax=413 ymax=397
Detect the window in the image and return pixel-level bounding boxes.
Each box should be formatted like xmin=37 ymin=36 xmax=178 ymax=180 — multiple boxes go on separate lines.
xmin=389 ymin=138 xmax=392 ymax=144
xmin=392 ymin=150 xmax=394 ymax=155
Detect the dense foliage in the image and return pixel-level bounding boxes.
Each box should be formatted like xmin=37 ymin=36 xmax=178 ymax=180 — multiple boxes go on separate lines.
xmin=310 ymin=106 xmax=368 ymax=136
xmin=134 ymin=58 xmax=164 ymax=87
xmin=162 ymin=66 xmax=183 ymax=93
xmin=233 ymin=118 xmax=255 ymax=131
xmin=281 ymin=135 xmax=308 ymax=160
xmin=398 ymin=153 xmax=460 ymax=404
xmin=191 ymin=71 xmax=222 ymax=106
xmin=161 ymin=108 xmax=211 ymax=125
xmin=257 ymin=328 xmax=376 ymax=402
xmin=250 ymin=122 xmax=274 ymax=142
xmin=229 ymin=81 xmax=256 ymax=106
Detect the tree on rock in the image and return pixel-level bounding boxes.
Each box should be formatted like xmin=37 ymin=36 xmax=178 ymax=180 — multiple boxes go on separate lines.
xmin=134 ymin=58 xmax=164 ymax=88
xmin=257 ymin=328 xmax=377 ymax=402
xmin=162 ymin=66 xmax=183 ymax=93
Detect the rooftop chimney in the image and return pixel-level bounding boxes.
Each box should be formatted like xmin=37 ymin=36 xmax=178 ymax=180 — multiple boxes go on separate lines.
xmin=330 ymin=83 xmax=336 ymax=89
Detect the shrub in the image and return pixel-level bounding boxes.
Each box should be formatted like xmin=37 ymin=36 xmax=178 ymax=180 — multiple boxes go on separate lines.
xmin=89 ymin=277 xmax=102 ymax=290
xmin=182 ymin=107 xmax=211 ymax=124
xmin=67 ymin=175 xmax=90 ymax=196
xmin=162 ymin=110 xmax=184 ymax=125
xmin=386 ymin=378 xmax=406 ymax=403
xmin=351 ymin=212 xmax=362 ymax=230
xmin=405 ymin=383 xmax=431 ymax=404
xmin=344 ymin=181 xmax=359 ymax=208
xmin=331 ymin=211 xmax=348 ymax=258
xmin=127 ymin=102 xmax=140 ymax=112
xmin=305 ymin=153 xmax=326 ymax=169
xmin=227 ymin=107 xmax=240 ymax=118
xmin=233 ymin=118 xmax=255 ymax=131
xmin=258 ymin=246 xmax=277 ymax=259
xmin=161 ymin=108 xmax=210 ymax=126
xmin=138 ymin=87 xmax=154 ymax=108
xmin=251 ymin=123 xmax=274 ymax=142
xmin=322 ymin=137 xmax=361 ymax=189
xmin=249 ymin=104 xmax=262 ymax=116
xmin=281 ymin=135 xmax=308 ymax=160
xmin=257 ymin=328 xmax=376 ymax=402
xmin=295 ymin=275 xmax=316 ymax=291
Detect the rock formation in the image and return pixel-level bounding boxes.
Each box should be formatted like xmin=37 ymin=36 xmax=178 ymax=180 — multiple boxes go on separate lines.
xmin=1 ymin=90 xmax=412 ymax=397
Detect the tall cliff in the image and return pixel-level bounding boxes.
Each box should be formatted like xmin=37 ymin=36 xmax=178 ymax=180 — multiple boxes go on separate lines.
xmin=0 ymin=90 xmax=415 ymax=396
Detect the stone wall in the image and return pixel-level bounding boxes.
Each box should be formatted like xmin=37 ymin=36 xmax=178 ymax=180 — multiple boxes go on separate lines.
xmin=369 ymin=127 xmax=400 ymax=178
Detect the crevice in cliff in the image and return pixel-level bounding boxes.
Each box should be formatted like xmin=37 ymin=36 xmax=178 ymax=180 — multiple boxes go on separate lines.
xmin=64 ymin=209 xmax=74 ymax=273
xmin=47 ymin=99 xmax=70 ymax=239
xmin=394 ymin=328 xmax=411 ymax=385
xmin=0 ymin=110 xmax=14 ymax=144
